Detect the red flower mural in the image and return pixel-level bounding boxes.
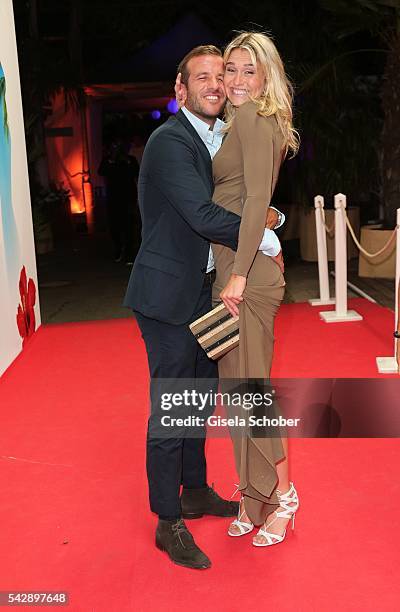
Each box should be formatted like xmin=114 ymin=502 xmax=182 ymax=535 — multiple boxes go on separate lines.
xmin=16 ymin=266 xmax=36 ymax=346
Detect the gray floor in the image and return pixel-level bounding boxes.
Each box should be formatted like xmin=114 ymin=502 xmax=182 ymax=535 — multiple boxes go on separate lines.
xmin=37 ymin=233 xmax=134 ymax=324
xmin=37 ymin=233 xmax=394 ymax=325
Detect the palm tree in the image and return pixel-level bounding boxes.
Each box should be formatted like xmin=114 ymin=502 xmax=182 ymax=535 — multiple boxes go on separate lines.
xmin=319 ymin=0 xmax=400 ymax=225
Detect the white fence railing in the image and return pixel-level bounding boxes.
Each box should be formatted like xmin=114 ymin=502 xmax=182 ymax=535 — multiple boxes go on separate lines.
xmin=308 ymin=196 xmax=335 ymax=307
xmin=319 ymin=194 xmax=363 ymax=322
xmin=310 ymin=194 xmax=400 ymax=373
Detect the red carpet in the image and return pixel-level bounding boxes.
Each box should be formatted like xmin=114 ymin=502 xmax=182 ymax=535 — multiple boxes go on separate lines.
xmin=0 ymin=298 xmax=399 ymax=611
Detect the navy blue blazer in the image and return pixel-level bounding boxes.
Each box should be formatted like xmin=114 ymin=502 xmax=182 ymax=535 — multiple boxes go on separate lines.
xmin=123 ymin=109 xmax=241 ymax=325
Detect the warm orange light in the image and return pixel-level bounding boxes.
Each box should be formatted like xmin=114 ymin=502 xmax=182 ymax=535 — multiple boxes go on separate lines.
xmin=46 ymin=91 xmax=90 ymax=219
xmin=70 ymin=197 xmax=85 ymax=214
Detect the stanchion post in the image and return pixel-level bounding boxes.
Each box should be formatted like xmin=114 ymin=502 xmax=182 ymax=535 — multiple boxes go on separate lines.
xmin=309 ymin=195 xmax=335 ymax=306
xmin=320 ymin=194 xmax=363 ymax=322
xmin=376 ymin=208 xmax=400 ymax=373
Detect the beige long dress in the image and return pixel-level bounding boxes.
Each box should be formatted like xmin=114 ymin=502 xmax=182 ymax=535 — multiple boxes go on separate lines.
xmin=212 ymin=100 xmax=286 ymax=525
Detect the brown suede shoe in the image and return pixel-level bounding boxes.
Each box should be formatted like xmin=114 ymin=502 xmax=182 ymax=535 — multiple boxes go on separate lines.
xmin=181 ymin=484 xmax=239 ymax=519
xmin=155 ymin=519 xmax=211 ymax=570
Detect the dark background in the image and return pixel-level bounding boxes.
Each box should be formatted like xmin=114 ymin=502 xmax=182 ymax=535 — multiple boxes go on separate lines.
xmin=8 ymin=1 xmax=400 ymax=325
xmin=13 ymin=0 xmax=399 ymax=224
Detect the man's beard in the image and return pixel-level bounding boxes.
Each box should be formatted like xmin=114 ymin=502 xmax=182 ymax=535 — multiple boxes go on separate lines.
xmin=186 ymin=91 xmax=226 ymax=120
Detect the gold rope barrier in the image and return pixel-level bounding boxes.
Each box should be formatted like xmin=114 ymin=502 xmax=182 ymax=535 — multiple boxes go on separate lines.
xmin=344 ymin=210 xmax=398 ymax=258
xmin=322 ymin=203 xmax=398 ymax=256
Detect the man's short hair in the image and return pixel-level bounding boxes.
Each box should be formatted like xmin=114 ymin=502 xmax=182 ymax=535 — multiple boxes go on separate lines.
xmin=177 ymin=45 xmax=222 ymax=85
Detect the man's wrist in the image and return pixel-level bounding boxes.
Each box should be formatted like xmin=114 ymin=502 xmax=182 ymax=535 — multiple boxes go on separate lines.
xmin=270 ymin=206 xmax=285 ymax=229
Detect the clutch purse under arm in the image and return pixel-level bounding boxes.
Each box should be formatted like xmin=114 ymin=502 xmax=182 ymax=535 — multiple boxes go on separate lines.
xmin=189 ymin=302 xmax=239 ymax=360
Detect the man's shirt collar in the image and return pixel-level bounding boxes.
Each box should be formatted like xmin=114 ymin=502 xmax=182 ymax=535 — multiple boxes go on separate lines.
xmin=181 ymin=106 xmax=225 ymax=146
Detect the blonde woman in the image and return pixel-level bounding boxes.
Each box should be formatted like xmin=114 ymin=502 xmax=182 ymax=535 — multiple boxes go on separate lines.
xmin=210 ymin=32 xmax=300 ymax=547
xmin=175 ymin=32 xmax=299 ymax=547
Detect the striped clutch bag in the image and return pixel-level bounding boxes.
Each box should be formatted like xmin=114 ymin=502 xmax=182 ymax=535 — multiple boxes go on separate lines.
xmin=189 ymin=302 xmax=239 ymax=360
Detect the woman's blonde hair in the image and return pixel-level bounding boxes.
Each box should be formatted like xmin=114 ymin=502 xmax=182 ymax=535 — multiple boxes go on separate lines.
xmin=223 ymin=32 xmax=299 ymax=157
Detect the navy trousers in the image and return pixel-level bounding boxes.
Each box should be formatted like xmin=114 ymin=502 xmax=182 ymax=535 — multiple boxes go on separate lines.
xmin=135 ymin=276 xmax=218 ymax=518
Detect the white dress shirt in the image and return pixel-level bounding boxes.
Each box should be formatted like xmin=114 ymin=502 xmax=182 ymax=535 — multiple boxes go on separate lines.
xmin=181 ymin=106 xmax=285 ymax=272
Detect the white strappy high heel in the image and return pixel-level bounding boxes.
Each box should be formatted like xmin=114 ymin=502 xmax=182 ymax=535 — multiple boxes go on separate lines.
xmin=228 ymin=497 xmax=254 ymax=537
xmin=253 ymin=482 xmax=299 ymax=547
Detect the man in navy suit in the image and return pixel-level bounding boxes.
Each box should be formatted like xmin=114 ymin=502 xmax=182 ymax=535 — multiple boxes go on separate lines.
xmin=124 ymin=45 xmax=282 ymax=569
